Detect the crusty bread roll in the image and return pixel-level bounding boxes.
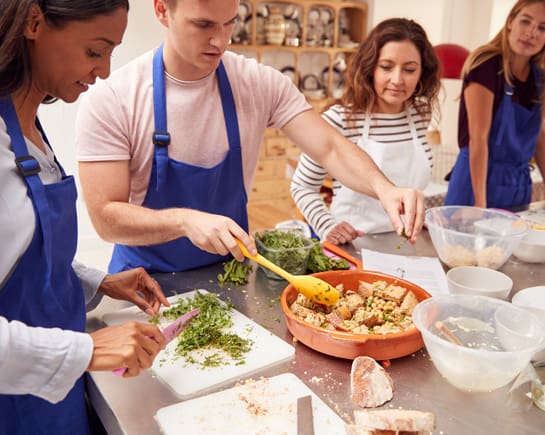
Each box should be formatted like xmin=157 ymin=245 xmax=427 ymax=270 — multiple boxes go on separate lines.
xmin=351 ymin=356 xmax=393 ymax=408
xmin=354 ymin=409 xmax=435 ymax=432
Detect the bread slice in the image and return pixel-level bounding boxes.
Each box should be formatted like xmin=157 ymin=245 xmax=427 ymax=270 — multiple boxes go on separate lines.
xmin=354 ymin=409 xmax=435 ymax=432
xmin=351 ymin=356 xmax=393 ymax=408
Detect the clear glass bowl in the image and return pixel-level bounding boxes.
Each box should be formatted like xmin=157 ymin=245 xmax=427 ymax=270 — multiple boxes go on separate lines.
xmin=413 ymin=294 xmax=545 ymax=392
xmin=425 ymin=206 xmax=529 ymax=270
xmin=254 ymin=229 xmax=313 ymax=280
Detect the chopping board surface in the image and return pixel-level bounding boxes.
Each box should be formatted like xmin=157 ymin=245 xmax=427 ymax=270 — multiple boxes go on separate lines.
xmin=102 ymin=290 xmax=295 ymax=399
xmin=155 ymin=373 xmax=345 ymax=435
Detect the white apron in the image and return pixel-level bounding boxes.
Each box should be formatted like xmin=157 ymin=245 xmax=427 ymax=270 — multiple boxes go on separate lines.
xmin=330 ymin=110 xmax=431 ymax=234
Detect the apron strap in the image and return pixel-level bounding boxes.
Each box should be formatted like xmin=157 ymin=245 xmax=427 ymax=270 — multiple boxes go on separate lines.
xmin=152 ymin=44 xmax=170 ymax=192
xmin=217 ymin=61 xmax=241 ymax=151
xmin=152 ymin=46 xmax=241 ymax=191
xmin=0 ymin=98 xmax=54 ymax=286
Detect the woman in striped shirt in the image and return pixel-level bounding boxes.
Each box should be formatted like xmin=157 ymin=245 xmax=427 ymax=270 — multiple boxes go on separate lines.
xmin=291 ymin=18 xmax=441 ymax=244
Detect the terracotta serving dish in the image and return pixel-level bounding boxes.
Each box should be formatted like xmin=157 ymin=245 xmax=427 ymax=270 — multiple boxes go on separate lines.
xmin=280 ymin=270 xmax=432 ymax=360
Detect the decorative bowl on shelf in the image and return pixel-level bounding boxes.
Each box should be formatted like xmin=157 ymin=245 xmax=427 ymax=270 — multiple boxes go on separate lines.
xmin=280 ymin=270 xmax=432 ymax=360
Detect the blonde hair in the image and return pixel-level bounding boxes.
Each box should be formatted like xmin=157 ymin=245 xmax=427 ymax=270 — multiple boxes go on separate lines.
xmin=462 ymin=0 xmax=545 ymax=91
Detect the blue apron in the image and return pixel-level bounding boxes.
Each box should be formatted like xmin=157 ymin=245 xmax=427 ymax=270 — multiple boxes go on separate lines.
xmin=109 ymin=45 xmax=248 ymax=273
xmin=445 ymin=65 xmax=542 ymax=209
xmin=0 ymin=98 xmax=89 ymax=434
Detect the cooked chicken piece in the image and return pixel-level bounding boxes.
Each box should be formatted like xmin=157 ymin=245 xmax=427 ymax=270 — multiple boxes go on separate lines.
xmin=335 ymin=304 xmax=352 ymax=320
xmin=326 ymin=311 xmax=351 ymax=331
xmin=374 ymin=284 xmax=407 ymax=304
xmin=362 ymin=311 xmax=382 ymax=328
xmin=345 ymin=292 xmax=366 ymax=312
xmin=303 ymin=311 xmax=326 ymax=327
xmin=290 ymin=302 xmax=316 ymax=318
xmin=399 ymin=291 xmax=419 ymax=314
xmin=357 ymin=281 xmax=375 ymax=297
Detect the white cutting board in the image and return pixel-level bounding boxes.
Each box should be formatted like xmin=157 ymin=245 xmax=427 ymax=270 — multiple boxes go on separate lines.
xmin=155 ymin=373 xmax=345 ymax=435
xmin=102 ymin=290 xmax=295 ymax=399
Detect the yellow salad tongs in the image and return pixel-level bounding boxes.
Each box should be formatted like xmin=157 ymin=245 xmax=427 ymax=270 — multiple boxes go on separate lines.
xmin=235 ymin=239 xmax=339 ymax=305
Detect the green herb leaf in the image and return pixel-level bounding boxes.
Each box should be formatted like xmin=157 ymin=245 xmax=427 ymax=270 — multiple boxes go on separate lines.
xmin=307 ymin=239 xmax=350 ymax=272
xmin=153 ymin=291 xmax=253 ymax=369
xmin=217 ymin=259 xmax=253 ymax=285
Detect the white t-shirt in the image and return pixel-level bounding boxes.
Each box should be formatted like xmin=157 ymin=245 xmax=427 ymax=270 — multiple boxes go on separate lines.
xmin=76 ymin=49 xmax=311 ymax=205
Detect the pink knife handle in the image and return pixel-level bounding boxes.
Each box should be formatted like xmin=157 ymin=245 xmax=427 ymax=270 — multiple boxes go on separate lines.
xmin=112 ymin=308 xmax=200 ymax=376
xmin=112 ymin=335 xmax=156 ymax=376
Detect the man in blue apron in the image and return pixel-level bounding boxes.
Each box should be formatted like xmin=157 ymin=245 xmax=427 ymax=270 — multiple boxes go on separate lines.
xmin=77 ymin=0 xmax=428 ymax=275
xmin=109 ymin=45 xmax=248 ymax=273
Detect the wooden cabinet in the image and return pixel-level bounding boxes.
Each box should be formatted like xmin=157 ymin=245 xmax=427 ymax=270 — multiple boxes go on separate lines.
xmin=229 ymin=1 xmax=368 ymax=230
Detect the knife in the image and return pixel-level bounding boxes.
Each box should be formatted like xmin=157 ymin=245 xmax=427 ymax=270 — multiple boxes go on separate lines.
xmin=297 ymin=395 xmax=315 ymax=435
xmin=112 ymin=308 xmax=200 ymax=376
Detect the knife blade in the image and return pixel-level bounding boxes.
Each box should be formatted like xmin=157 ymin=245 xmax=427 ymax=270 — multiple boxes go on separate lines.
xmin=112 ymin=308 xmax=200 ymax=376
xmin=297 ymin=395 xmax=315 ymax=435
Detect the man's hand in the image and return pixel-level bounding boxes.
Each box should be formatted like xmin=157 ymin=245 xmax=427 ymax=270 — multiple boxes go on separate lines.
xmin=180 ymin=209 xmax=257 ymax=260
xmin=99 ymin=267 xmax=170 ymax=316
xmin=378 ymin=186 xmax=425 ymax=243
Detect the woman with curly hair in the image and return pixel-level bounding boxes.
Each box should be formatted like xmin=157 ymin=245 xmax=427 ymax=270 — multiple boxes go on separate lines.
xmin=291 ymin=18 xmax=440 ymax=244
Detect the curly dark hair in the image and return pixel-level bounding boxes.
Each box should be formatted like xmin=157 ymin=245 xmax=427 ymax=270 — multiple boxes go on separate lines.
xmin=0 ymin=0 xmax=129 ymax=99
xmin=342 ymin=17 xmax=441 ymax=119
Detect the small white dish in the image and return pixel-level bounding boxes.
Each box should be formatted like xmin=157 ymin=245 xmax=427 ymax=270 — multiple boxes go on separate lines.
xmin=512 ymin=286 xmax=545 ymax=360
xmin=446 ymin=266 xmax=513 ymax=300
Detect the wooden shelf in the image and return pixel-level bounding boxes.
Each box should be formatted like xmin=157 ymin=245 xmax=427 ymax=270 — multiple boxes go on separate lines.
xmin=233 ymin=1 xmax=367 ymax=229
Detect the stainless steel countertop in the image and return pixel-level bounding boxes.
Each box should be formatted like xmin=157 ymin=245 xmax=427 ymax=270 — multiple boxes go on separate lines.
xmin=86 ymin=206 xmax=545 ymax=435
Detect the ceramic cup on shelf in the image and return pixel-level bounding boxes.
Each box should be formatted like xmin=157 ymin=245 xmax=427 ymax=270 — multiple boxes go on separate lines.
xmin=264 ymin=7 xmax=286 ymax=46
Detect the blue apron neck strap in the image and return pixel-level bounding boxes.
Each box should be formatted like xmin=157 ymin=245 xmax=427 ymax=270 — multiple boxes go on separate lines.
xmin=152 ymin=45 xmax=241 ymax=191
xmin=152 ymin=44 xmax=170 ymax=191
xmin=216 ymin=61 xmax=241 ymax=151
xmin=0 ymin=97 xmax=54 ymax=285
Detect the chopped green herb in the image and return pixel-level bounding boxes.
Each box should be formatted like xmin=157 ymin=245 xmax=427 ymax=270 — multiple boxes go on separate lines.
xmin=153 ymin=291 xmax=253 ymax=369
xmin=307 ymin=239 xmax=350 ymax=272
xmin=255 ymin=229 xmax=311 ymax=276
xmin=396 ymin=227 xmax=410 ymax=250
xmin=217 ymin=259 xmax=253 ymax=285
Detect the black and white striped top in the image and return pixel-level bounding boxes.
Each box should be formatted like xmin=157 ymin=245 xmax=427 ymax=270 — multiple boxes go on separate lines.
xmin=290 ymin=104 xmax=433 ymax=239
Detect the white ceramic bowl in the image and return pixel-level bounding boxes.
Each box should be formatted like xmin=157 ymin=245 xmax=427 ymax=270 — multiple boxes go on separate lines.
xmin=513 ymin=227 xmax=545 ymax=263
xmin=446 ymin=266 xmax=513 ymax=300
xmin=413 ymin=295 xmax=545 ymax=392
xmin=426 ymin=206 xmax=528 ymax=270
xmin=512 ymin=286 xmax=545 ymax=360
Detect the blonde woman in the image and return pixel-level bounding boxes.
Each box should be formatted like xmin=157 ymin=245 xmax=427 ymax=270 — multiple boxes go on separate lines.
xmin=445 ymin=0 xmax=545 ymax=208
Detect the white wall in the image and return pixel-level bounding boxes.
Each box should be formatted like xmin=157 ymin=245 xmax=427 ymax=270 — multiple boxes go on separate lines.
xmin=39 ymin=0 xmax=515 ymax=248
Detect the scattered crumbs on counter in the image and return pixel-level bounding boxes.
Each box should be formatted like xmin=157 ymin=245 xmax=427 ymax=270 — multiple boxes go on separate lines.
xmin=292 ymin=337 xmax=298 ymax=344
xmin=310 ymin=376 xmax=323 ymax=384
